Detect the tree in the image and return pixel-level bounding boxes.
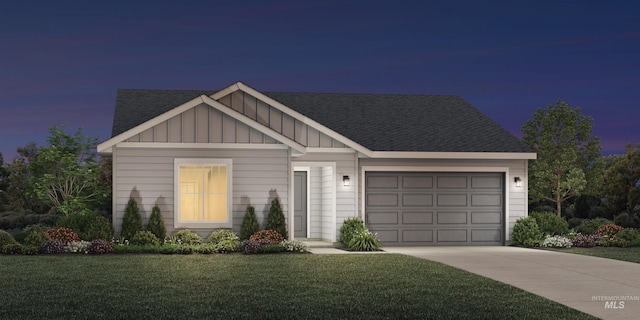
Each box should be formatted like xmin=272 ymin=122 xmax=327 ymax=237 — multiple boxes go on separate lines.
xmin=121 ymin=198 xmax=142 ymax=240
xmin=30 ymin=126 xmax=108 ymax=216
xmin=0 ymin=153 xmax=8 ymax=212
xmin=240 ymin=205 xmax=260 ymax=240
xmin=602 ymin=143 xmax=640 ymax=217
xmin=266 ymin=197 xmax=287 ymax=239
xmin=522 ymin=100 xmax=603 ymax=216
xmin=2 ymin=142 xmax=48 ymax=213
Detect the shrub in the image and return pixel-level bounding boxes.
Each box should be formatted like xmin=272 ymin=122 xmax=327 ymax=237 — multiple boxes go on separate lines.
xmin=2 ymin=243 xmax=24 ymax=255
xmin=39 ymin=239 xmax=65 ymax=254
xmin=206 ymin=229 xmax=239 ymax=244
xmin=615 ymin=228 xmax=640 ymax=242
xmin=177 ymin=245 xmax=193 ymax=254
xmin=57 ymin=212 xmax=112 ymax=240
xmin=249 ymin=230 xmax=284 ymax=246
xmin=594 ymin=224 xmax=624 ymax=237
xmin=339 ymin=217 xmax=367 ymax=246
xmin=64 ymin=240 xmax=90 ymax=253
xmin=511 ymin=216 xmax=543 ymax=247
xmin=121 ymin=198 xmax=142 ymax=240
xmin=282 ymin=239 xmax=308 ymax=252
xmin=614 ymin=213 xmax=639 ymax=228
xmin=266 ymin=197 xmax=287 ymax=239
xmin=130 ymin=230 xmax=160 ymax=246
xmin=597 ymin=236 xmax=628 ymax=248
xmin=22 ymin=245 xmax=39 ymax=255
xmin=146 ymin=206 xmax=166 ymax=240
xmin=567 ymin=218 xmax=583 ymax=229
xmin=259 ymin=244 xmax=286 ymax=253
xmin=196 ymin=245 xmax=214 ymax=254
xmin=0 ymin=229 xmax=18 ymax=248
xmin=530 ymin=212 xmax=569 ymax=236
xmin=45 ymin=227 xmax=80 ymax=244
xmin=214 ymin=239 xmax=239 ymax=253
xmin=24 ymin=231 xmax=49 ymax=247
xmin=574 ymin=218 xmax=613 ymax=235
xmin=173 ymin=229 xmax=202 ymax=245
xmin=572 ymin=233 xmax=603 ymax=247
xmin=540 ymin=235 xmax=572 ymax=248
xmin=348 ymin=230 xmax=382 ymax=251
xmin=239 ymin=240 xmax=261 ymax=254
xmin=240 ymin=205 xmax=260 ymax=240
xmin=87 ymin=239 xmax=113 ymax=254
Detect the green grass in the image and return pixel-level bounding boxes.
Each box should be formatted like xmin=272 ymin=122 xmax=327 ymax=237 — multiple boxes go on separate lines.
xmin=554 ymin=247 xmax=640 ymax=264
xmin=0 ymin=254 xmax=595 ymax=320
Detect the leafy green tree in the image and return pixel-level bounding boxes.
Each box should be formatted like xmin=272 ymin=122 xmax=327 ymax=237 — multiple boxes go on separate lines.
xmin=2 ymin=143 xmax=48 ymax=213
xmin=602 ymin=143 xmax=640 ymax=217
xmin=0 ymin=153 xmax=8 ymax=212
xmin=266 ymin=197 xmax=287 ymax=239
xmin=522 ymin=100 xmax=603 ymax=216
xmin=30 ymin=126 xmax=108 ymax=216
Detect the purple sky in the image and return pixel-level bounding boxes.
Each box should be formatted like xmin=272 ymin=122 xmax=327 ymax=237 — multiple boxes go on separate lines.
xmin=1 ymin=0 xmax=639 ymax=161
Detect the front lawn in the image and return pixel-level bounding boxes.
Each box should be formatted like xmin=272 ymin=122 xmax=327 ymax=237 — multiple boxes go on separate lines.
xmin=554 ymin=247 xmax=640 ymax=264
xmin=0 ymin=254 xmax=594 ymax=319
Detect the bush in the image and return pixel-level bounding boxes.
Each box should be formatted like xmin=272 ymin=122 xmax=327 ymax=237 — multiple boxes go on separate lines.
xmin=615 ymin=228 xmax=640 ymax=242
xmin=614 ymin=213 xmax=639 ymax=228
xmin=214 ymin=239 xmax=239 ymax=253
xmin=146 ymin=206 xmax=166 ymax=240
xmin=206 ymin=229 xmax=239 ymax=244
xmin=64 ymin=240 xmax=90 ymax=253
xmin=39 ymin=239 xmax=65 ymax=254
xmin=121 ymin=198 xmax=142 ymax=240
xmin=511 ymin=216 xmax=543 ymax=247
xmin=258 ymin=244 xmax=286 ymax=253
xmin=574 ymin=218 xmax=613 ymax=235
xmin=196 ymin=245 xmax=214 ymax=254
xmin=173 ymin=229 xmax=202 ymax=245
xmin=240 ymin=205 xmax=260 ymax=240
xmin=87 ymin=239 xmax=113 ymax=254
xmin=282 ymin=239 xmax=308 ymax=253
xmin=130 ymin=230 xmax=160 ymax=246
xmin=530 ymin=212 xmax=569 ymax=236
xmin=339 ymin=217 xmax=367 ymax=246
xmin=0 ymin=229 xmax=18 ymax=248
xmin=57 ymin=212 xmax=113 ymax=240
xmin=572 ymin=233 xmax=602 ymax=248
xmin=348 ymin=230 xmax=382 ymax=251
xmin=567 ymin=218 xmax=583 ymax=229
xmin=597 ymin=236 xmax=628 ymax=248
xmin=249 ymin=230 xmax=284 ymax=246
xmin=24 ymin=231 xmax=49 ymax=247
xmin=239 ymin=240 xmax=261 ymax=254
xmin=22 ymin=245 xmax=38 ymax=255
xmin=2 ymin=243 xmax=24 ymax=255
xmin=266 ymin=197 xmax=287 ymax=239
xmin=45 ymin=227 xmax=80 ymax=244
xmin=594 ymin=224 xmax=624 ymax=237
xmin=540 ymin=235 xmax=572 ymax=248
xmin=177 ymin=245 xmax=193 ymax=254
xmin=0 ymin=211 xmax=57 ymax=230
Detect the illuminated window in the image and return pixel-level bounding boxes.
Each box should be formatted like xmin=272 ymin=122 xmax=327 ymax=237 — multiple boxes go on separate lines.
xmin=174 ymin=159 xmax=232 ymax=228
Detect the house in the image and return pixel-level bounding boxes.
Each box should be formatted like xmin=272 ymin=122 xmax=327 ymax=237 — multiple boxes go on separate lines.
xmin=98 ymin=81 xmax=535 ymax=246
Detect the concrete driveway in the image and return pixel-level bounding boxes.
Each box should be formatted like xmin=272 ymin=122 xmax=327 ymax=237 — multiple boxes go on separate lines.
xmin=383 ymin=246 xmax=640 ymax=320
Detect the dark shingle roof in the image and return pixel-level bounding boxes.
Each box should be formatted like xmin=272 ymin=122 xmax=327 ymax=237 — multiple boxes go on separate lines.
xmin=111 ymin=89 xmax=532 ymax=153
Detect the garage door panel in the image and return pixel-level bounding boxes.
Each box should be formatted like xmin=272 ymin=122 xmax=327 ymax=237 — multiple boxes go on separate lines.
xmin=403 ymin=230 xmax=433 ymax=242
xmin=471 ymin=229 xmax=502 ymax=242
xmin=367 ymin=193 xmax=398 ymax=206
xmin=366 ymin=172 xmax=504 ymax=246
xmin=471 ymin=211 xmax=502 ymax=224
xmin=437 ymin=194 xmax=467 ymax=206
xmin=437 ymin=229 xmax=467 ymax=242
xmin=403 ymin=176 xmax=433 ymax=188
xmin=368 ymin=211 xmax=399 ymax=225
xmin=403 ymin=211 xmax=433 ymax=224
xmin=402 ymin=194 xmax=433 ymax=206
xmin=471 ymin=194 xmax=502 ymax=206
xmin=437 ymin=211 xmax=468 ymax=224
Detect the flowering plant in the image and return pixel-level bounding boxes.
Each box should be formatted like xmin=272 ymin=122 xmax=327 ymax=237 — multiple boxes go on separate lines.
xmin=540 ymin=235 xmax=572 ymax=248
xmin=571 ymin=233 xmax=603 ymax=247
xmin=64 ymin=240 xmax=90 ymax=253
xmin=281 ymin=239 xmax=307 ymax=253
xmin=249 ymin=230 xmax=284 ymax=245
xmin=45 ymin=227 xmax=80 ymax=244
xmin=39 ymin=239 xmax=65 ymax=254
xmin=594 ymin=224 xmax=624 ymax=237
xmin=87 ymin=239 xmax=113 ymax=254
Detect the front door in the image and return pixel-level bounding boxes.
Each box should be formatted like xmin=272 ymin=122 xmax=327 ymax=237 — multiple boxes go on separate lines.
xmin=294 ymin=171 xmax=307 ymax=238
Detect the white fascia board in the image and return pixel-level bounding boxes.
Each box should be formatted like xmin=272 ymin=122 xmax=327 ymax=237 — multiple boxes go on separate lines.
xmin=234 ymin=82 xmax=374 ymax=157
xmin=367 ymin=151 xmax=537 ymax=160
xmin=200 ymin=95 xmax=307 ymax=154
xmin=97 ymin=96 xmax=205 ymax=154
xmin=114 ymin=142 xmax=289 ymax=150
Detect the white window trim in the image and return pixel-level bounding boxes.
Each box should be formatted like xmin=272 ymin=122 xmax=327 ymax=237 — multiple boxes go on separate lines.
xmin=174 ymin=158 xmax=233 ymax=229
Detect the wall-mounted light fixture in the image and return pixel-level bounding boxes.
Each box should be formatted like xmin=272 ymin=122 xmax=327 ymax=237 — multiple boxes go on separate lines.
xmin=343 ymin=175 xmax=350 ymax=187
xmin=514 ymin=177 xmax=522 ymax=188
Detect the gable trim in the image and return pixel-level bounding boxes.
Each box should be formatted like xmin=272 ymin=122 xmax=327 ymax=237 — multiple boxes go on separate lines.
xmin=114 ymin=142 xmax=289 ymax=150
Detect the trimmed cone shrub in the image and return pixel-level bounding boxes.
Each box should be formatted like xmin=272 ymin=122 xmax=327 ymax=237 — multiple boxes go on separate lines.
xmin=147 ymin=206 xmax=166 ymax=241
xmin=339 ymin=217 xmax=367 ymax=246
xmin=512 ymin=216 xmax=543 ymax=247
xmin=240 ymin=206 xmax=260 ymax=240
xmin=266 ymin=197 xmax=287 ymax=239
xmin=530 ymin=212 xmax=569 ymax=236
xmin=122 ymin=198 xmax=142 ymax=240
xmin=130 ymin=230 xmax=160 ymax=246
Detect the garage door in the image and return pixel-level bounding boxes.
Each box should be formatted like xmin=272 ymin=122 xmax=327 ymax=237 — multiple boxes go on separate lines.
xmin=366 ymin=172 xmax=504 ymax=246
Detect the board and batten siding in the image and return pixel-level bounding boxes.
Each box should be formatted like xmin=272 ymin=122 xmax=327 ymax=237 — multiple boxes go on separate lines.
xmin=358 ymin=158 xmax=528 ymax=241
xmin=113 ymin=147 xmax=290 ymax=237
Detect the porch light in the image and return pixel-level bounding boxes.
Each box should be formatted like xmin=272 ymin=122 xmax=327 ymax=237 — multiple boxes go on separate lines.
xmin=343 ymin=175 xmax=351 ymax=187
xmin=514 ymin=177 xmax=522 ymax=188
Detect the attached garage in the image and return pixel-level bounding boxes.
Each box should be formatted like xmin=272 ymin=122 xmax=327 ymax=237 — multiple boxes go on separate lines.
xmin=366 ymin=172 xmax=504 ymax=246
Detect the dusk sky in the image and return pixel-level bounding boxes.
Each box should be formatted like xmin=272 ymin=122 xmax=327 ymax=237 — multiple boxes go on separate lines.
xmin=1 ymin=0 xmax=639 ymax=161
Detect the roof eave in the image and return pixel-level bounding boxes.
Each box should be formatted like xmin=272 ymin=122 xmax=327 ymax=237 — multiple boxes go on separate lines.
xmin=366 ymin=151 xmax=537 ymax=160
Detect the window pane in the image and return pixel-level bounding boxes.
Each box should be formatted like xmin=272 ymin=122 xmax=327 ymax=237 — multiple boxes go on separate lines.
xmin=180 ymin=164 xmax=228 ymax=223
